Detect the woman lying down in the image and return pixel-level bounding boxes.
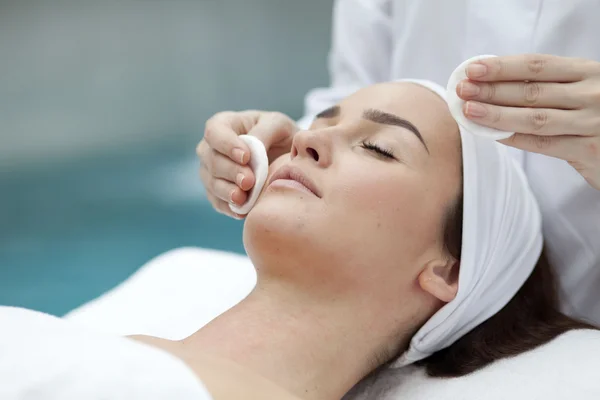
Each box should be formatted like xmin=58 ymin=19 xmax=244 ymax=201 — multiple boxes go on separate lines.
xmin=1 ymin=80 xmax=597 ymax=400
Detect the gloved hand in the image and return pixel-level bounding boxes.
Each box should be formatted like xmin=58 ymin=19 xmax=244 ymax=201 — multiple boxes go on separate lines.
xmin=456 ymin=54 xmax=600 ymax=190
xmin=197 ymin=110 xmax=298 ymax=218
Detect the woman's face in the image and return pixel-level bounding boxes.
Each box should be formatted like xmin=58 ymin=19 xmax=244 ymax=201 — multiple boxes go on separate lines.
xmin=244 ymin=82 xmax=462 ymax=318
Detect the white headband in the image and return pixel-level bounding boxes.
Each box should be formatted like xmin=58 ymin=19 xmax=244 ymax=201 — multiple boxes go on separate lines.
xmin=390 ymin=78 xmax=543 ymax=367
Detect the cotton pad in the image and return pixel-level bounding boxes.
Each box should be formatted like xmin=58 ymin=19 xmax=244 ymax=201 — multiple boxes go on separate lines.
xmin=446 ymin=54 xmax=514 ymax=140
xmin=229 ymin=135 xmax=269 ymax=215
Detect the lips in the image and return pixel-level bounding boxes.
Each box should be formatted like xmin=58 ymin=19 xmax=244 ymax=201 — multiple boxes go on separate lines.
xmin=268 ymin=165 xmax=321 ymax=198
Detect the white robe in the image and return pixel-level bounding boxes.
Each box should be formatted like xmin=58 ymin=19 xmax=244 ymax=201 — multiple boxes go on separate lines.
xmin=0 ymin=306 xmax=213 ymax=400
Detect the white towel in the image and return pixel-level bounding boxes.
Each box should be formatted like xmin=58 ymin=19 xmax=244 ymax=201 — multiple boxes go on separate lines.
xmin=65 ymin=248 xmax=256 ymax=339
xmin=0 ymin=306 xmax=213 ymax=400
xmin=346 ymin=329 xmax=600 ymax=400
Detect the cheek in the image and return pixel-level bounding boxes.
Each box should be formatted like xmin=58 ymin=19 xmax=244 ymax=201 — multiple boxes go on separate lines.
xmin=331 ymin=165 xmax=443 ymax=253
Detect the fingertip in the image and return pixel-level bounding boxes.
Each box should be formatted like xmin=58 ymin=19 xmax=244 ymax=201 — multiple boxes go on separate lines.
xmin=232 ymin=212 xmax=246 ymax=220
xmin=237 ymin=136 xmax=252 ymax=155
xmin=239 ymin=169 xmax=256 ymax=191
xmin=456 ymin=79 xmax=475 ymax=99
xmin=465 ymin=62 xmax=488 ymax=80
xmin=240 ymin=150 xmax=250 ymax=164
xmin=230 ymin=188 xmax=248 ymax=206
xmin=462 ymin=102 xmax=469 ymax=116
xmin=234 ymin=140 xmax=251 ymax=164
xmin=463 ymin=101 xmax=487 ymax=119
xmin=231 ymin=147 xmax=248 ymax=165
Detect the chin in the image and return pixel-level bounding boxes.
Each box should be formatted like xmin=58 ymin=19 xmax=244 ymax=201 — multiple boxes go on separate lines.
xmin=241 ymin=193 xmax=333 ymax=279
xmin=243 ymin=195 xmax=310 ymax=251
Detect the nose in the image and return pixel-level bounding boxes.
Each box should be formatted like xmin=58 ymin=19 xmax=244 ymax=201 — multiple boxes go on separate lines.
xmin=290 ymin=129 xmax=332 ymax=167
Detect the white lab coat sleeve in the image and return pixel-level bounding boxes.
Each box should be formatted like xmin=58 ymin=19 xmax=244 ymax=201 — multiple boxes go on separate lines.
xmin=297 ymin=0 xmax=393 ymax=129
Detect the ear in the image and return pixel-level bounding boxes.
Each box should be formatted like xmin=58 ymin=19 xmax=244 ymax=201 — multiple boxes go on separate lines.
xmin=418 ymin=258 xmax=459 ymax=303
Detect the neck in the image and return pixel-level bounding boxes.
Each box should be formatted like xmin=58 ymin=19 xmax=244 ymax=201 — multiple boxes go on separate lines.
xmin=183 ymin=279 xmax=394 ymax=400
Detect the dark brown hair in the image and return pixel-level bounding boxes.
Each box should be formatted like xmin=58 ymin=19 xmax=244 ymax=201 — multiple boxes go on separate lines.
xmin=417 ymin=192 xmax=598 ymax=377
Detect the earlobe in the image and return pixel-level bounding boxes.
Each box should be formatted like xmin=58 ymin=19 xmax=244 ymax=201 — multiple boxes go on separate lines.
xmin=418 ymin=260 xmax=459 ymax=303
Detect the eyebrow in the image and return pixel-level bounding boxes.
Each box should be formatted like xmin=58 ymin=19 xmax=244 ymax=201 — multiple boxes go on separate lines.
xmin=315 ymin=105 xmax=340 ymax=119
xmin=362 ymin=108 xmax=429 ymax=153
xmin=315 ymin=105 xmax=429 ymax=153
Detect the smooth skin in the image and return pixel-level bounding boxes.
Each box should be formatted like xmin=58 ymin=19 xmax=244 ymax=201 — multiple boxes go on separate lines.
xmin=456 ymin=54 xmax=600 ymax=189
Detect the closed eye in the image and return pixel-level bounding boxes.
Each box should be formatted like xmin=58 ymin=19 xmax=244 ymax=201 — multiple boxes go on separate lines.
xmin=361 ymin=141 xmax=397 ymax=161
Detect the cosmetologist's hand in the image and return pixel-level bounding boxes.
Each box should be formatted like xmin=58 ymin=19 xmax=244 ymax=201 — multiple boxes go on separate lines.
xmin=457 ymin=54 xmax=600 ymax=189
xmin=197 ymin=110 xmax=297 ymax=218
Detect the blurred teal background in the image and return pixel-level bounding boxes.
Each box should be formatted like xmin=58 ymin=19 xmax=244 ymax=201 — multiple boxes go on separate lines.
xmin=0 ymin=0 xmax=332 ymax=316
